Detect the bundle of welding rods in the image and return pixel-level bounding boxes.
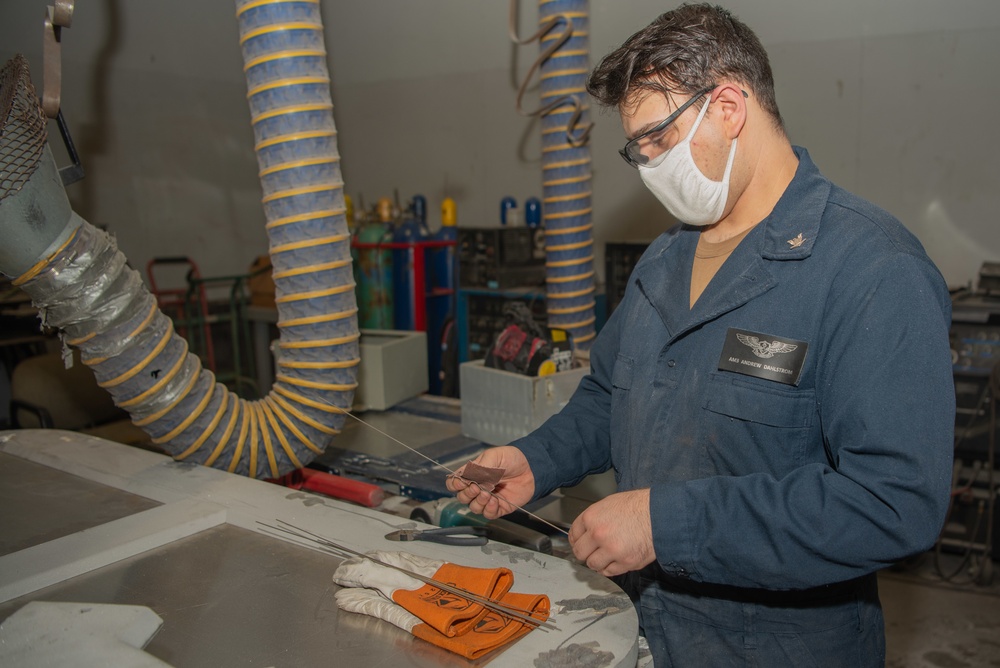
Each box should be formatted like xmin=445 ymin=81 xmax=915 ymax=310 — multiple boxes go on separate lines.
xmin=259 ymin=520 xmax=558 ymax=631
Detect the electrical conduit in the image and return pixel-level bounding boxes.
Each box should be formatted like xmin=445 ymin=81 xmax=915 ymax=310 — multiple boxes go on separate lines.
xmin=0 ymin=0 xmax=357 ymax=479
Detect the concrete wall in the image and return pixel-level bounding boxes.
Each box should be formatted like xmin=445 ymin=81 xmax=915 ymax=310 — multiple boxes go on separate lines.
xmin=1 ymin=0 xmax=998 ymax=288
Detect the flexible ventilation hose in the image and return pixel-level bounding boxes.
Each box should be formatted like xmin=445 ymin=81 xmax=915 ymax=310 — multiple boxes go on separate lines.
xmin=534 ymin=0 xmax=596 ymax=350
xmin=0 ymin=0 xmax=357 ymax=479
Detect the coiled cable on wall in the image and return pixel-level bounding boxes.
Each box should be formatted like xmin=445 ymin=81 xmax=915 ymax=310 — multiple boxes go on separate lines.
xmin=0 ymin=0 xmax=357 ymax=479
xmin=509 ymin=0 xmax=596 ymax=350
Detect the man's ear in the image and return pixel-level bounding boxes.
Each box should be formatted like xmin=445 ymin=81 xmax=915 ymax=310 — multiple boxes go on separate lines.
xmin=714 ymin=84 xmax=747 ymax=139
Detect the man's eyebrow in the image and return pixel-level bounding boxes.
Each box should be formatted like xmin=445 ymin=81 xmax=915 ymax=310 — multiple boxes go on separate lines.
xmin=627 ymin=117 xmax=667 ymax=140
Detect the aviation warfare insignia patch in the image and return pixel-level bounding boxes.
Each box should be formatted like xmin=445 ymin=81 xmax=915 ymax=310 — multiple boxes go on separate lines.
xmin=718 ymin=328 xmax=808 ymax=385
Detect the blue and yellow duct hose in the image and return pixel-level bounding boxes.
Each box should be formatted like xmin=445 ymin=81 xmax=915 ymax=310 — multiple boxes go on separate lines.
xmin=0 ymin=0 xmax=357 ymax=478
xmin=537 ymin=0 xmax=596 ymax=350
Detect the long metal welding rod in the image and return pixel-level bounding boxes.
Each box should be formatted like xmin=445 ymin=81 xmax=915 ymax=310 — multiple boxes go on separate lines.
xmin=260 ymin=520 xmax=557 ymax=631
xmin=263 ymin=521 xmax=555 ymax=630
xmin=268 ymin=520 xmax=555 ymax=629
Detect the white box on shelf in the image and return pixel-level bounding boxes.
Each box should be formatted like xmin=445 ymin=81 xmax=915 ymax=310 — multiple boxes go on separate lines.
xmin=354 ymin=329 xmax=428 ymax=411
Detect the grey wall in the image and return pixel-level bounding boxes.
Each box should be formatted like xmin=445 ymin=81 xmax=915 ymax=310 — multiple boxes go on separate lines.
xmin=1 ymin=0 xmax=998 ymax=288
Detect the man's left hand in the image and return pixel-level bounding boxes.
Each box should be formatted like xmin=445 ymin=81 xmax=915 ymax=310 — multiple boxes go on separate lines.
xmin=568 ymin=489 xmax=655 ymax=577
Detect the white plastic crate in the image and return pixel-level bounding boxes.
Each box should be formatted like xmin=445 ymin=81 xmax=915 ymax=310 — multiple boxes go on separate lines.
xmin=460 ymin=359 xmax=587 ymax=444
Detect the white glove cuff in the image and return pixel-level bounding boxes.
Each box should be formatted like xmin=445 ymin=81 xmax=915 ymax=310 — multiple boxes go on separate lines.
xmin=332 ymin=550 xmax=445 ymax=598
xmin=334 ymin=588 xmax=420 ymax=632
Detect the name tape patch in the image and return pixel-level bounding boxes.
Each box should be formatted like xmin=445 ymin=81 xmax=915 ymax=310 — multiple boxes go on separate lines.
xmin=717 ymin=328 xmax=808 ymax=386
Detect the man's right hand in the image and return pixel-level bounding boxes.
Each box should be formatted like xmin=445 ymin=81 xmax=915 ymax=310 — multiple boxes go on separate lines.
xmin=445 ymin=446 xmax=535 ymax=519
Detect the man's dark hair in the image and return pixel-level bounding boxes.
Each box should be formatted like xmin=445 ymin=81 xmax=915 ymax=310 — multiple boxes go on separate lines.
xmin=587 ymin=3 xmax=783 ymax=129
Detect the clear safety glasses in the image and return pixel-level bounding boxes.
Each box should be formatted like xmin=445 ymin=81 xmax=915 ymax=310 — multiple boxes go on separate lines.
xmin=618 ymin=86 xmax=716 ymax=169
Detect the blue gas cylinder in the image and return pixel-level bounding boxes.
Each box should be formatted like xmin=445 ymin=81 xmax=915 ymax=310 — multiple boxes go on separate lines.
xmin=500 ymin=196 xmax=518 ymax=226
xmin=525 ymin=197 xmax=542 ymax=228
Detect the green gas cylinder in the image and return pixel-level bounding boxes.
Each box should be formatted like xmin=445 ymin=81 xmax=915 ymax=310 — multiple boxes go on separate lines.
xmin=352 ymin=197 xmax=394 ymax=328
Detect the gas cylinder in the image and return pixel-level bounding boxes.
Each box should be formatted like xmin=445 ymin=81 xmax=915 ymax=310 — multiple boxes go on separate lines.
xmin=432 ymin=197 xmax=458 ymax=292
xmin=391 ymin=195 xmax=431 ymax=331
xmin=426 ymin=197 xmax=458 ymax=396
xmin=411 ymin=194 xmax=427 ymax=227
xmin=500 ymin=196 xmax=520 ymax=226
xmin=352 ymin=197 xmax=394 ymax=329
xmin=345 ymin=194 xmax=356 ymax=233
xmin=524 ymin=196 xmax=542 ymax=229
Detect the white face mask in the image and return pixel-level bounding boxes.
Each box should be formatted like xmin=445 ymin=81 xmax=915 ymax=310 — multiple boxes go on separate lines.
xmin=637 ymin=97 xmax=737 ymax=227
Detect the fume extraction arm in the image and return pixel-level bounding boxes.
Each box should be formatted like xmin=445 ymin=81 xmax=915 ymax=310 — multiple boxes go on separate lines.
xmin=0 ymin=0 xmax=358 ymax=479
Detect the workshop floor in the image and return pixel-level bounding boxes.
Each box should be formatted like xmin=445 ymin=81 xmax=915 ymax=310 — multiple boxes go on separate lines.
xmin=880 ymin=553 xmax=1000 ymax=668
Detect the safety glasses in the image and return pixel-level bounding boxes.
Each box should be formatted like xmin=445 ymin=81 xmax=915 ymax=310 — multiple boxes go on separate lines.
xmin=619 ymin=86 xmax=716 ymax=168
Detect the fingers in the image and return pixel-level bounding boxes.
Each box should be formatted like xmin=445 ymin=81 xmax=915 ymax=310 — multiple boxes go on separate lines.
xmin=444 ymin=471 xmax=469 ymax=494
xmin=569 ymin=517 xmax=601 ymax=573
xmin=461 ymin=482 xmax=511 ymax=519
xmin=568 ymin=491 xmax=655 ymax=578
xmin=446 ymin=468 xmax=492 ymax=505
xmin=569 ymin=520 xmax=628 ymax=577
xmin=453 ymin=480 xmax=485 ymax=507
xmin=445 ymin=447 xmax=533 ymax=519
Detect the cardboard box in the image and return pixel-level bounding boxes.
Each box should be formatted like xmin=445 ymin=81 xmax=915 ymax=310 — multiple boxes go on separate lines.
xmin=460 ymin=359 xmax=587 ymax=445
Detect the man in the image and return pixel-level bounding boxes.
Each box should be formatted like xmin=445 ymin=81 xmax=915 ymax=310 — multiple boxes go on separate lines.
xmin=448 ymin=4 xmax=954 ymax=665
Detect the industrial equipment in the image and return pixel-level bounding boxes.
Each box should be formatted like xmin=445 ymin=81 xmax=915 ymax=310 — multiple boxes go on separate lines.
xmin=456 ymin=287 xmax=547 ymax=362
xmin=458 ymin=226 xmax=546 ymax=290
xmin=940 ymin=269 xmax=1000 ymax=583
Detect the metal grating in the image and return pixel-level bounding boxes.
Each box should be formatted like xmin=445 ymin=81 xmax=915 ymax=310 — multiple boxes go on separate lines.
xmin=0 ymin=55 xmax=48 ymax=203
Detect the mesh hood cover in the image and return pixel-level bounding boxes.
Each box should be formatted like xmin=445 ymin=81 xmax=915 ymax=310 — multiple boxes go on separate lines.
xmin=0 ymin=55 xmax=48 ymax=202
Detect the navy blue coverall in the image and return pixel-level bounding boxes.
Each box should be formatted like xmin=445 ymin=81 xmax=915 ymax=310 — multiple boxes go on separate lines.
xmin=513 ymin=148 xmax=955 ymax=666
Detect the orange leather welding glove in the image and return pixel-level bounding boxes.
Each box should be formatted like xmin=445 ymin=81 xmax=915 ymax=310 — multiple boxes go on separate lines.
xmin=392 ymin=561 xmax=514 ymax=637
xmin=332 ymin=551 xmax=513 ymax=637
xmin=335 ymin=582 xmax=550 ymax=660
xmin=410 ymin=589 xmax=550 ymax=660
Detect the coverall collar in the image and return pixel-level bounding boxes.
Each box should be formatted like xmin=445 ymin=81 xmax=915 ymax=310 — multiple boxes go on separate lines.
xmin=633 ymin=146 xmax=830 ymax=342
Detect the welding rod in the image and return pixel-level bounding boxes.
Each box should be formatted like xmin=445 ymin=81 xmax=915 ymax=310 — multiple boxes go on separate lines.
xmin=259 ymin=520 xmax=557 ymax=631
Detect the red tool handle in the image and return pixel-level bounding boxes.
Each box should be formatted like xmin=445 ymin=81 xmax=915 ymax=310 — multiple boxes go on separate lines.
xmin=299 ymin=468 xmax=385 ymax=508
